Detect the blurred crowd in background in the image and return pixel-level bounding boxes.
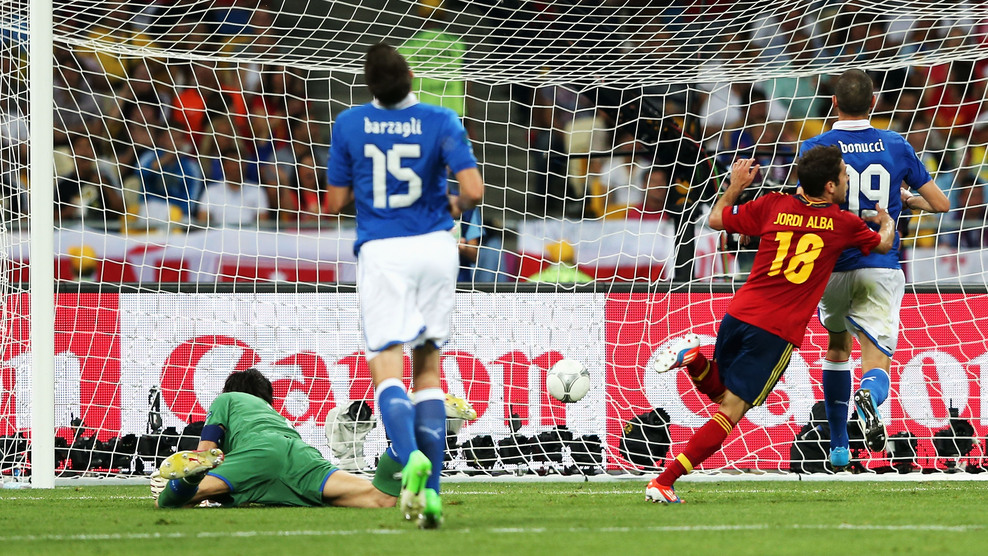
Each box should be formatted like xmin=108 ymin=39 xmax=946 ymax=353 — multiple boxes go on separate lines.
xmin=522 ymin=3 xmax=987 ymax=252
xmin=0 ymin=0 xmax=985 ymax=283
xmin=2 ymin=0 xmax=325 ymax=231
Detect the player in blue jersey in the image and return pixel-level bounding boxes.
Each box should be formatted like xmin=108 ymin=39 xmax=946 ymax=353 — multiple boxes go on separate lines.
xmin=325 ymin=42 xmax=484 ymax=528
xmin=800 ymin=69 xmax=949 ymax=468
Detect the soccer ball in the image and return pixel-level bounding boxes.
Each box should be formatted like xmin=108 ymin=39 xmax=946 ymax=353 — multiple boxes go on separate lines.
xmin=546 ymin=359 xmax=591 ymax=403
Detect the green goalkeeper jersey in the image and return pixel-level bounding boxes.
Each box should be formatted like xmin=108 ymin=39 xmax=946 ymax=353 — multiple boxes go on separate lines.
xmin=205 ymin=391 xmax=298 ymax=452
xmin=204 ymin=391 xmax=337 ymax=506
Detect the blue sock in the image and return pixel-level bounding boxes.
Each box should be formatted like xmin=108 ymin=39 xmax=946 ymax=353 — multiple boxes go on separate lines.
xmin=859 ymin=368 xmax=890 ymax=406
xmin=413 ymin=388 xmax=447 ymax=493
xmin=157 ymin=477 xmax=200 ymax=508
xmin=822 ymin=360 xmax=852 ymax=451
xmin=376 ymin=378 xmax=418 ymax=466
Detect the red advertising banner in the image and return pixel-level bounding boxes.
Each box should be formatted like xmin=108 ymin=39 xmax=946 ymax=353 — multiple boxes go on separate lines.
xmin=1 ymin=291 xmax=985 ymax=471
xmin=606 ymin=292 xmax=988 ymax=470
xmin=1 ymin=293 xmax=120 ymax=441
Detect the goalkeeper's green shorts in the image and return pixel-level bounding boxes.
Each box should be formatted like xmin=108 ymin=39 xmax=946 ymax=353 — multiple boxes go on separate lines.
xmin=207 ymin=432 xmax=337 ymax=507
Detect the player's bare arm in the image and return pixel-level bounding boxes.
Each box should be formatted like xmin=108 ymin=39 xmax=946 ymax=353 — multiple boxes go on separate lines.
xmin=324 ymin=184 xmax=354 ymax=214
xmin=447 ymin=167 xmax=483 ymax=217
xmin=454 ymin=167 xmax=484 ymax=212
xmin=903 ymin=180 xmax=950 ymax=213
xmin=196 ymin=439 xmax=220 ymax=452
xmin=458 ymin=236 xmax=480 ymax=263
xmin=708 ymin=158 xmax=760 ymax=231
xmin=863 ymin=205 xmax=895 ymax=254
xmin=447 ymin=194 xmax=463 ymax=219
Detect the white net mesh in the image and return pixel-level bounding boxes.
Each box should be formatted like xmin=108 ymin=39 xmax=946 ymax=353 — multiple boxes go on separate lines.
xmin=1 ymin=0 xmax=29 ymax=480
xmin=1 ymin=1 xmax=987 ymax=480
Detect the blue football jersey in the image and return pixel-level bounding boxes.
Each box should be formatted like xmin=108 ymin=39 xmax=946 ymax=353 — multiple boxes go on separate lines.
xmin=327 ymin=97 xmax=478 ymax=254
xmin=799 ymin=120 xmax=932 ymax=271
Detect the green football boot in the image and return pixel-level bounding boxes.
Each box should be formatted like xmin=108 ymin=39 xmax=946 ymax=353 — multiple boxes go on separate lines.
xmin=399 ymin=450 xmax=431 ymax=521
xmin=418 ymin=488 xmax=443 ymax=529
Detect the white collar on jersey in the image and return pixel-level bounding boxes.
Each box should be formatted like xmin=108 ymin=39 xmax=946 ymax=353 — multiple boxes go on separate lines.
xmin=372 ymin=93 xmax=419 ymax=110
xmin=832 ymin=119 xmax=872 ymax=131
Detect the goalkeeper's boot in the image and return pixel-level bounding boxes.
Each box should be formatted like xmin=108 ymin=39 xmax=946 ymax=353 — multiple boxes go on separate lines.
xmin=445 ymin=393 xmax=477 ymax=421
xmin=854 ymin=388 xmax=888 ymax=452
xmin=829 ymin=446 xmax=850 ymax=471
xmin=653 ymin=333 xmax=701 ymax=374
xmin=645 ymin=478 xmax=682 ymax=504
xmin=158 ymin=448 xmax=224 ymax=480
xmin=399 ymin=450 xmax=432 ymax=521
xmin=418 ymin=488 xmax=443 ymax=529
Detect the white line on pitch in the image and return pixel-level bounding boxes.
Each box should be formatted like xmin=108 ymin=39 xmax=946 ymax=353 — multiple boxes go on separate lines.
xmin=3 ymin=483 xmax=982 ymax=501
xmin=0 ymin=495 xmax=151 ymax=501
xmin=0 ymin=523 xmax=982 ymax=543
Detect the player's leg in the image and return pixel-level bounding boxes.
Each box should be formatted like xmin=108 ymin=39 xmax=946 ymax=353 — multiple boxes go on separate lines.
xmin=646 ymin=389 xmax=749 ymax=504
xmin=369 ymin=347 xmax=419 ymax=465
xmin=822 ymin=331 xmax=853 ymax=469
xmin=411 ymin=345 xmax=445 ymax=495
xmin=411 ymin=343 xmax=446 ymax=528
xmin=322 ymin=468 xmax=397 ymax=508
xmin=372 ymin=446 xmax=404 ymax=496
xmin=853 ymin=335 xmax=892 ymax=452
xmin=358 ymin=237 xmax=426 ymax=469
xmin=157 ymin=474 xmax=231 ymax=508
xmin=817 ymin=271 xmax=855 ymax=467
xmin=647 ymin=315 xmax=789 ymax=504
xmin=155 ymin=448 xmax=228 ymax=508
xmin=653 ymin=333 xmax=725 ymax=403
xmin=406 ymin=230 xmax=457 ymax=528
xmin=857 ymin=342 xmax=892 ymax=400
xmin=846 ymin=268 xmax=903 ymax=452
xmin=369 ymin=348 xmax=431 ymax=520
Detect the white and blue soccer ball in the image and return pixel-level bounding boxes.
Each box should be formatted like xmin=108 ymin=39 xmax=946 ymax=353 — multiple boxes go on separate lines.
xmin=546 ymin=359 xmax=591 ymax=403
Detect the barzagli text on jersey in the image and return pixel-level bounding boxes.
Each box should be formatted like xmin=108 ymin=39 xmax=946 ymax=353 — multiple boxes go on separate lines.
xmin=364 ymin=117 xmax=423 ymax=137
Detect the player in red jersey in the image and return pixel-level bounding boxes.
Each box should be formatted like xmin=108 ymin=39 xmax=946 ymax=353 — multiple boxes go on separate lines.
xmin=645 ymin=145 xmax=895 ymax=504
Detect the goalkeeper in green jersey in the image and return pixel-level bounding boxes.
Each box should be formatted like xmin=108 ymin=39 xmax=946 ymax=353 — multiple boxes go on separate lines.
xmin=155 ymin=368 xmax=400 ymax=509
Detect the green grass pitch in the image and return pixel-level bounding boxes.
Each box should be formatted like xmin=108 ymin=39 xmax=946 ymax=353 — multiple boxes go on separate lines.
xmin=1 ymin=480 xmax=986 ymax=555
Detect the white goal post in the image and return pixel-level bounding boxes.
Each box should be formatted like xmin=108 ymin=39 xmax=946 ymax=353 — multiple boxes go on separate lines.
xmin=2 ymin=1 xmax=988 ymax=487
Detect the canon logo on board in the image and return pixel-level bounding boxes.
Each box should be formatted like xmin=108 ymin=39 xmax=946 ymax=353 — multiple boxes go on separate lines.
xmin=155 ymin=334 xmax=572 ymax=429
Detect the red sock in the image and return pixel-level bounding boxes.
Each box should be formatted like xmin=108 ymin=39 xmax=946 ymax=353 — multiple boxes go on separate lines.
xmin=657 ymin=410 xmax=735 ymax=487
xmin=686 ymin=354 xmax=726 ymax=404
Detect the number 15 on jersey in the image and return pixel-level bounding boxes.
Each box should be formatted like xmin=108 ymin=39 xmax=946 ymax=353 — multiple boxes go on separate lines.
xmin=365 ymin=144 xmax=423 ymax=208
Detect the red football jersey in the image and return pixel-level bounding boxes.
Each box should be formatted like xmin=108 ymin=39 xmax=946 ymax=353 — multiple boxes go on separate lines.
xmin=720 ymin=193 xmax=882 ymax=346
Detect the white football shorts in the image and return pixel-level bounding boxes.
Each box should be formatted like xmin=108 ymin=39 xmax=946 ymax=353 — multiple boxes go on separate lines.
xmin=357 ymin=230 xmax=458 ymax=359
xmin=817 ymin=267 xmax=905 ymax=356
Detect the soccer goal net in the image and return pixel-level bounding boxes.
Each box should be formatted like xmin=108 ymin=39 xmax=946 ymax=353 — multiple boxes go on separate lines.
xmin=2 ymin=1 xmax=987 ymax=485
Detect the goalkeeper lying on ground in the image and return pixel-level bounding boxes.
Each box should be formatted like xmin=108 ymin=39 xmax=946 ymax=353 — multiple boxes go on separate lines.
xmin=154 ymin=368 xmax=401 ymax=509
